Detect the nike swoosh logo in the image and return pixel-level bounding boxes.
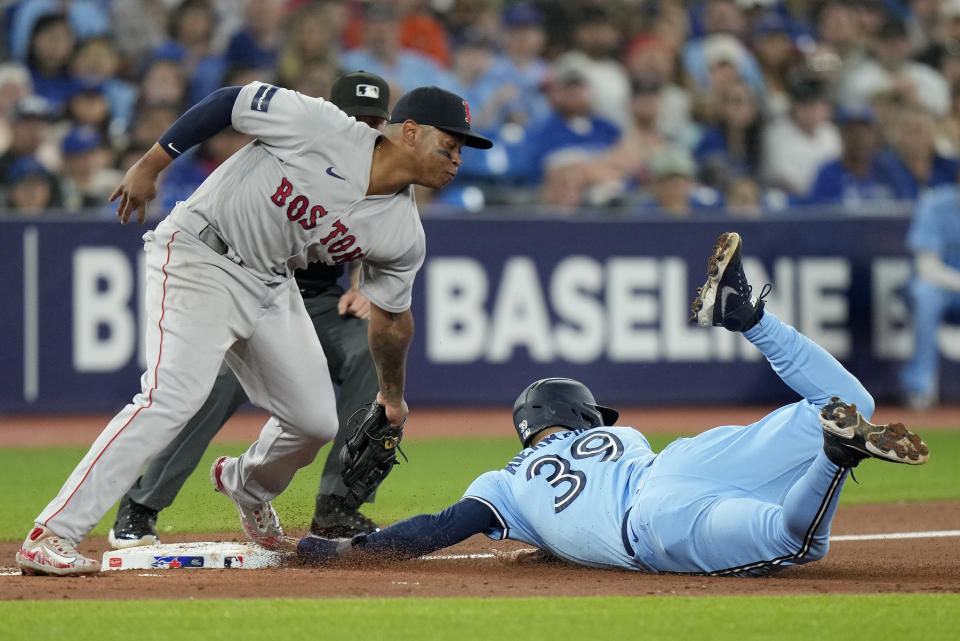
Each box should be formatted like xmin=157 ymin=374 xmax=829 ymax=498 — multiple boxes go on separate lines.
xmin=43 ymin=545 xmax=77 ymax=566
xmin=719 ymin=285 xmax=740 ymax=311
xmin=326 ymin=166 xmax=346 ymax=180
xmin=167 ymin=142 xmax=182 ymax=155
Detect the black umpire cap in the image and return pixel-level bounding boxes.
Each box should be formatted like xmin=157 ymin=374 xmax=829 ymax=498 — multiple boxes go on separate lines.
xmin=331 ymin=70 xmax=390 ymax=120
xmin=389 ymin=86 xmax=493 ymax=149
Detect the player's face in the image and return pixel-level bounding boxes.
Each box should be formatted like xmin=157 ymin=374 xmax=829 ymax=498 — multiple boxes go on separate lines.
xmin=414 ymin=126 xmax=464 ymax=189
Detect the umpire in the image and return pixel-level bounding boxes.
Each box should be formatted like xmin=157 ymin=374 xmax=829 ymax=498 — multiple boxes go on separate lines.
xmin=109 ymin=71 xmax=392 ymax=547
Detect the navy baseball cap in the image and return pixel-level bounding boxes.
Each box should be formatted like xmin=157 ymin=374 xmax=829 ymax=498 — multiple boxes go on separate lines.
xmin=331 ymin=71 xmax=390 ymax=120
xmin=7 ymin=156 xmax=51 ymax=182
xmin=62 ymin=125 xmax=103 ymax=154
xmin=389 ymin=86 xmax=493 ymax=149
xmin=751 ymin=12 xmax=789 ymax=37
xmin=503 ymin=3 xmax=543 ymax=27
xmin=71 ymin=77 xmax=106 ymax=97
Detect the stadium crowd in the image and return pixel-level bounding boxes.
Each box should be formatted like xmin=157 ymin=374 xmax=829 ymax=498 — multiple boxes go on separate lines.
xmin=0 ymin=0 xmax=957 ymax=408
xmin=0 ymin=0 xmax=958 ymax=217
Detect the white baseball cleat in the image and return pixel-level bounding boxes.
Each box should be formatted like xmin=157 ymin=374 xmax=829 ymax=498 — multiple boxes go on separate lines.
xmin=16 ymin=525 xmax=100 ymax=576
xmin=210 ymin=456 xmax=285 ymax=550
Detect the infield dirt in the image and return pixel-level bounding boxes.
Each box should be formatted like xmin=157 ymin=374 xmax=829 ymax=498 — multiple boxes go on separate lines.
xmin=4 ymin=407 xmax=958 ymax=600
xmin=2 ymin=501 xmax=958 ymax=601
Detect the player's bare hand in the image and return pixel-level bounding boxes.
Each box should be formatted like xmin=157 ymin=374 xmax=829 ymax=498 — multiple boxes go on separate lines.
xmin=376 ymin=392 xmax=408 ymax=427
xmin=111 ymin=170 xmax=156 ymax=224
xmin=110 ymin=143 xmax=173 ymax=224
xmin=338 ymin=289 xmax=371 ymax=319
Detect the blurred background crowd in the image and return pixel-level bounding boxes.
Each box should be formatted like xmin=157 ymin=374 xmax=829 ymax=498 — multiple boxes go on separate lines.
xmin=0 ymin=0 xmax=959 ymax=217
xmin=1 ymin=0 xmax=958 ymax=411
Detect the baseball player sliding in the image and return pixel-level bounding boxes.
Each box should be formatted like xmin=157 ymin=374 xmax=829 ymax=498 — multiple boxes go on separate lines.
xmin=17 ymin=78 xmax=492 ymax=575
xmin=298 ymin=232 xmax=930 ymax=576
xmin=108 ymin=71 xmax=400 ymax=550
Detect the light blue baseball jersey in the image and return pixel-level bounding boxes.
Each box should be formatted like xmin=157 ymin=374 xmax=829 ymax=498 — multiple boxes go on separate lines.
xmin=908 ymin=184 xmax=960 ymax=270
xmin=464 ymin=426 xmax=658 ymax=570
xmin=463 ymin=313 xmax=871 ymax=576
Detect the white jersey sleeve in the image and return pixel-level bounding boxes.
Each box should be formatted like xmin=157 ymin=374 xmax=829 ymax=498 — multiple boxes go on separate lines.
xmin=358 ymin=221 xmax=426 ymax=313
xmin=231 ymin=82 xmax=353 ymax=158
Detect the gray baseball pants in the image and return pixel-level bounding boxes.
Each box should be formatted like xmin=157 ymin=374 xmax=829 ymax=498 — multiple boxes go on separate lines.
xmin=123 ymin=285 xmax=381 ymax=515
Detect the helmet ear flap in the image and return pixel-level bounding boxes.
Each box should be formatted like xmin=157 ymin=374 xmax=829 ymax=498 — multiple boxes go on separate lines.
xmin=595 ymin=405 xmax=619 ymax=427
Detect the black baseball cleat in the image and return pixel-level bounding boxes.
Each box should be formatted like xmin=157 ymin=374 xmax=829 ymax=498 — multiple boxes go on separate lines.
xmin=690 ymin=232 xmax=770 ymax=332
xmin=108 ymin=496 xmax=159 ymax=549
xmin=819 ymin=397 xmax=930 ymax=467
xmin=310 ymin=495 xmax=379 ymax=538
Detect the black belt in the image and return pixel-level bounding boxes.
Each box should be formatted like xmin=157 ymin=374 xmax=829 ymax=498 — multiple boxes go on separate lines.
xmin=198 ymin=224 xmax=229 ymax=255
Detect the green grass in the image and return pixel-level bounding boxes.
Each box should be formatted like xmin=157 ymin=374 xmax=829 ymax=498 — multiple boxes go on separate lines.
xmin=1 ymin=595 xmax=958 ymax=641
xmin=2 ymin=430 xmax=958 ymax=542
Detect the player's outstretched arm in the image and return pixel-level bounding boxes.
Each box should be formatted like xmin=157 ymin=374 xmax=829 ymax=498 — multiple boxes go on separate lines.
xmin=297 ymin=498 xmax=497 ymax=564
xmin=110 ymin=86 xmax=243 ymax=224
xmin=368 ymin=303 xmax=413 ymax=427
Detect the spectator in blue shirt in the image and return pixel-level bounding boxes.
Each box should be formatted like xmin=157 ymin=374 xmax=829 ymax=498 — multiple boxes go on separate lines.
xmin=0 ymin=96 xmax=55 ymax=181
xmin=25 ymin=13 xmax=77 ymax=113
xmin=224 ymin=0 xmax=285 ymax=72
xmin=448 ymin=29 xmax=510 ymax=134
xmin=878 ymin=103 xmax=959 ymax=199
xmin=900 ymin=183 xmax=960 ymax=410
xmin=641 ymin=146 xmax=722 ymax=217
xmin=152 ymin=0 xmax=227 ymax=106
xmin=341 ymin=3 xmax=456 ymax=98
xmin=489 ymin=3 xmax=551 ymax=128
xmin=7 ymin=0 xmax=109 ymax=64
xmin=520 ymin=62 xmax=620 ymax=183
xmin=695 ymin=78 xmax=764 ymax=191
xmin=683 ymin=6 xmax=766 ymax=96
xmin=3 ymin=156 xmax=60 ymax=213
xmin=807 ymin=105 xmax=911 ymax=209
xmin=65 ymin=79 xmax=111 ymax=134
xmin=69 ymin=37 xmax=138 ymax=134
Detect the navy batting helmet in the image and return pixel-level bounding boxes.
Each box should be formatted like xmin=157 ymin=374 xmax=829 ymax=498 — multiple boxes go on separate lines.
xmin=513 ymin=378 xmax=619 ymax=448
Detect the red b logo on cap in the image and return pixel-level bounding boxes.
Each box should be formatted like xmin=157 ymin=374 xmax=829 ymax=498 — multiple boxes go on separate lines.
xmin=463 ymin=100 xmax=471 ymax=124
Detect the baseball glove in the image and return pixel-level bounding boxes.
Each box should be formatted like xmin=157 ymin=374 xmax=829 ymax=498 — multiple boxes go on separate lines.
xmin=337 ymin=401 xmax=407 ymax=510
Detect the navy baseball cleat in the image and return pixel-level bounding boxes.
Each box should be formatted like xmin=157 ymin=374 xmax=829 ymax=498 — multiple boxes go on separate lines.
xmin=691 ymin=232 xmax=770 ymax=332
xmin=819 ymin=397 xmax=930 ymax=467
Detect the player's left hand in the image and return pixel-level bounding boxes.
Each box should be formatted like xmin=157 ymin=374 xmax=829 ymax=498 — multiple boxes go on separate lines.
xmin=338 ymin=289 xmax=371 ymax=319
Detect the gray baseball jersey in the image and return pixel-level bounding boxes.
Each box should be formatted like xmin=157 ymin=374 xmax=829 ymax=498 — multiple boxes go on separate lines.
xmin=35 ymin=83 xmax=426 ymax=544
xmin=173 ymin=82 xmax=426 ymax=312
